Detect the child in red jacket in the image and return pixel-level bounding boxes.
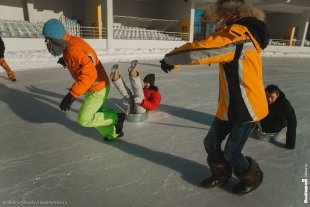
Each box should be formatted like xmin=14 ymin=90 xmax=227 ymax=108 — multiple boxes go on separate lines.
xmin=111 ymin=60 xmax=161 ymax=114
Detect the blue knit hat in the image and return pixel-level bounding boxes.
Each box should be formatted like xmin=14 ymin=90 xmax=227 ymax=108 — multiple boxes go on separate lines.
xmin=42 ymin=19 xmax=66 ymax=39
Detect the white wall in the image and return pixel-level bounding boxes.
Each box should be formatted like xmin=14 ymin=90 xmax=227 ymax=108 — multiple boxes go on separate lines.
xmin=27 ymin=0 xmax=82 ymax=23
xmin=0 ymin=0 xmax=84 ymax=23
xmin=0 ymin=0 xmax=25 ymax=21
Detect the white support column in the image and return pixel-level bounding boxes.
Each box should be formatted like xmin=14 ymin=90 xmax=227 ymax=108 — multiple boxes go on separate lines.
xmin=97 ymin=4 xmax=103 ymax=39
xmin=26 ymin=0 xmax=34 ymax=23
xmin=301 ymin=21 xmax=309 ymax=47
xmin=189 ymin=0 xmax=195 ymax=42
xmin=299 ymin=11 xmax=310 ymax=47
xmin=105 ymin=0 xmax=113 ymax=48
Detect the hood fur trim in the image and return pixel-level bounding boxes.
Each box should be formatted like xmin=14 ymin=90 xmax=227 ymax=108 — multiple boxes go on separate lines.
xmin=201 ymin=2 xmax=265 ymax=23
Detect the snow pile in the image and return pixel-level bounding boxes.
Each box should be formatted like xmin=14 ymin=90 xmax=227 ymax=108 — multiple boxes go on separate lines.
xmin=262 ymin=51 xmax=310 ymax=57
xmin=3 ymin=47 xmax=310 ymax=71
xmin=97 ymin=48 xmax=171 ymax=62
xmin=5 ymin=48 xmax=171 ymax=71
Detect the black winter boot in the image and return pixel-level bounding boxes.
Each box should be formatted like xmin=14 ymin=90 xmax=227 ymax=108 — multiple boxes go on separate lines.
xmin=115 ymin=113 xmax=126 ymax=137
xmin=200 ymin=157 xmax=232 ymax=188
xmin=232 ymin=157 xmax=263 ymax=195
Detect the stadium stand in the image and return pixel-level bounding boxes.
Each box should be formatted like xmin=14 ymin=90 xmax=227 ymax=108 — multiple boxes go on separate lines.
xmin=0 ymin=20 xmax=43 ymax=38
xmin=113 ymin=15 xmax=187 ymax=41
xmin=113 ymin=24 xmax=184 ymax=41
xmin=0 ymin=17 xmax=186 ymax=41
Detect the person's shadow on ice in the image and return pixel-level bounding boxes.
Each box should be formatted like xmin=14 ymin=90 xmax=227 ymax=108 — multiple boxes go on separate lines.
xmin=0 ymin=83 xmax=100 ymax=139
xmin=1 ymin=84 xmax=230 ymax=187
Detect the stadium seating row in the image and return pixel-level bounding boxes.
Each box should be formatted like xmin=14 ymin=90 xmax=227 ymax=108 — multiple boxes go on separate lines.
xmin=0 ymin=20 xmax=43 ymax=38
xmin=113 ymin=25 xmax=183 ymax=41
xmin=0 ymin=19 xmax=185 ymax=41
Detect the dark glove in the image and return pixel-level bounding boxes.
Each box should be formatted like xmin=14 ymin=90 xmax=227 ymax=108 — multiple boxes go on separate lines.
xmin=57 ymin=57 xmax=67 ymax=68
xmin=160 ymin=59 xmax=174 ymax=73
xmin=59 ymin=93 xmax=76 ymax=111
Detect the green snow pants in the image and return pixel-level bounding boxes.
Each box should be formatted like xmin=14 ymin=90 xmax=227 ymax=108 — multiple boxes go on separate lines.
xmin=78 ymin=85 xmax=119 ymax=139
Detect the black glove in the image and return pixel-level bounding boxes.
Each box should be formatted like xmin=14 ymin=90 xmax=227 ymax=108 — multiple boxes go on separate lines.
xmin=59 ymin=93 xmax=76 ymax=111
xmin=160 ymin=59 xmax=174 ymax=73
xmin=57 ymin=57 xmax=67 ymax=68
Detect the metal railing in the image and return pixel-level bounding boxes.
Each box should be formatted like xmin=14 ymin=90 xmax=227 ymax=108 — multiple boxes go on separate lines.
xmin=113 ymin=26 xmax=189 ymax=41
xmin=68 ymin=26 xmax=106 ymax=39
xmin=269 ymin=39 xmax=310 ymax=47
xmin=0 ymin=22 xmax=189 ymax=41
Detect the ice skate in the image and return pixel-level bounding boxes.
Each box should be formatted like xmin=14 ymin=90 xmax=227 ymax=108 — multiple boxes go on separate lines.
xmin=6 ymin=70 xmax=16 ymax=81
xmin=115 ymin=113 xmax=126 ymax=135
xmin=128 ymin=60 xmax=138 ymax=75
xmin=104 ymin=113 xmax=126 ymax=141
xmin=110 ymin=64 xmax=120 ymax=81
xmin=104 ymin=131 xmax=124 ymax=141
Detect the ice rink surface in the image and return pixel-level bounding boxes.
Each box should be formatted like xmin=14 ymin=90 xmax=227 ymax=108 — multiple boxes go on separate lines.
xmin=0 ymin=57 xmax=309 ymax=207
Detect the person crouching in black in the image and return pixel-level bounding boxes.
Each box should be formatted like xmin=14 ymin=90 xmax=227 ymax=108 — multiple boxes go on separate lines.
xmin=260 ymin=85 xmax=297 ymax=149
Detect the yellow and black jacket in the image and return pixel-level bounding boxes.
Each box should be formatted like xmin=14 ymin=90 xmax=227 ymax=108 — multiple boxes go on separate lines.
xmin=164 ymin=17 xmax=269 ymax=123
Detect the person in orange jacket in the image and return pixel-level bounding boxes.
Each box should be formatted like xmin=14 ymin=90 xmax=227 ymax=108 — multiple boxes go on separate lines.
xmin=42 ymin=18 xmax=125 ymax=140
xmin=0 ymin=37 xmax=16 ymax=81
xmin=110 ymin=60 xmax=161 ymax=115
xmin=160 ymin=0 xmax=268 ymax=195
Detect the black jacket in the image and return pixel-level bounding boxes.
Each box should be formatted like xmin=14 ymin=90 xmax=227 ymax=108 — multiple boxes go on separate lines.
xmin=0 ymin=37 xmax=5 ymax=58
xmin=260 ymin=90 xmax=297 ymax=146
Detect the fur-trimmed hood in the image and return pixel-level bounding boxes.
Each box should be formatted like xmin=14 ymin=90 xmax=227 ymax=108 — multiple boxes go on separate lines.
xmin=201 ymin=1 xmax=268 ymax=50
xmin=201 ymin=1 xmax=266 ymax=24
